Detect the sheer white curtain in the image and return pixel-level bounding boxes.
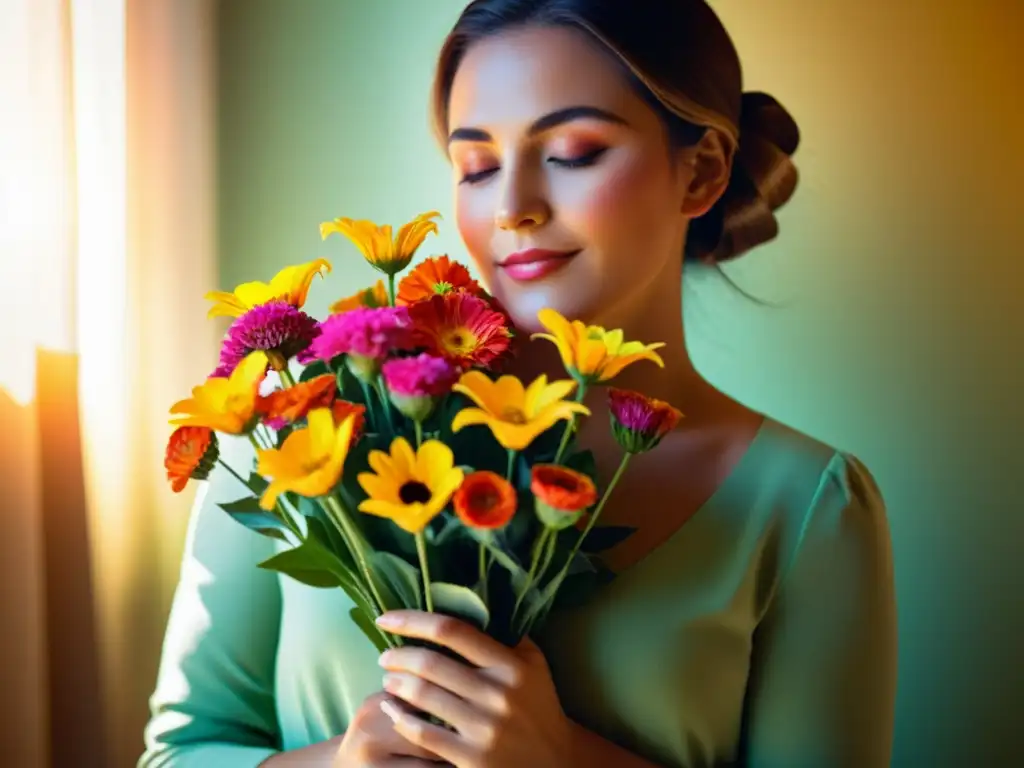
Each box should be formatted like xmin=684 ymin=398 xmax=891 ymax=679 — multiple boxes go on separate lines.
xmin=0 ymin=1 xmax=218 ymax=765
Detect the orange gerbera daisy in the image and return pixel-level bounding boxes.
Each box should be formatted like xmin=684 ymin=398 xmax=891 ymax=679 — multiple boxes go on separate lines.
xmin=257 ymin=374 xmax=336 ymax=430
xmin=164 ymin=426 xmax=219 ymax=493
xmin=453 ymin=471 xmax=517 ymax=530
xmin=397 ymin=255 xmax=481 ymax=305
xmin=409 ymin=292 xmax=511 ymax=369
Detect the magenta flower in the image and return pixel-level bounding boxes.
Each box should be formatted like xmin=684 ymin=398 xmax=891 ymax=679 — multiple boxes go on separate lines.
xmin=382 ymin=353 xmax=458 ymax=397
xmin=215 ymin=301 xmax=320 ymax=376
xmin=381 ymin=353 xmax=458 ymax=422
xmin=607 ymin=388 xmax=683 ymax=454
xmin=306 ymin=306 xmax=415 ymax=381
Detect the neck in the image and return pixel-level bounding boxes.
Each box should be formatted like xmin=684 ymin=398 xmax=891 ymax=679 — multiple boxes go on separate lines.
xmin=509 ymin=262 xmax=708 ymax=412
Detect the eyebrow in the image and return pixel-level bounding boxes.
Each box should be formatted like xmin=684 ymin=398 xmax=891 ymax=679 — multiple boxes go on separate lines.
xmin=447 ymin=105 xmax=629 ymax=144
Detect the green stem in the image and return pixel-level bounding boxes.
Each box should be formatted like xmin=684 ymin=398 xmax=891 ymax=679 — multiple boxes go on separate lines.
xmin=513 ymin=527 xmax=549 ymax=615
xmin=388 ymin=273 xmax=397 ymax=307
xmin=414 ymin=420 xmax=424 ymax=448
xmin=537 ymin=526 xmax=558 ymax=582
xmin=375 ymin=377 xmax=395 ymax=437
xmin=279 ymin=367 xmax=297 ymax=388
xmin=506 ymin=449 xmax=516 ymax=481
xmin=550 ymin=452 xmax=633 ymax=591
xmin=416 ymin=532 xmax=434 ymax=612
xmin=478 ymin=541 xmax=489 ymax=598
xmin=357 ymin=379 xmax=378 ymax=433
xmin=553 ymin=383 xmax=588 ymax=464
xmin=217 ymin=457 xmax=250 ymax=491
xmin=323 ymin=496 xmax=393 ymax=624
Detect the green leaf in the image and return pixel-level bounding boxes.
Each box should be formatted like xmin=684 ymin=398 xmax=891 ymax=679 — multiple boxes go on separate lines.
xmin=245 ymin=471 xmax=270 ymax=495
xmin=298 ymin=359 xmax=330 ymax=383
xmin=578 ymin=525 xmax=637 ymax=553
xmin=429 ymin=582 xmax=490 ymax=631
xmin=218 ymin=496 xmax=290 ymax=541
xmin=371 ymin=551 xmax=422 ymax=610
xmin=564 ymin=449 xmax=597 ymax=482
xmin=258 ymin=530 xmax=376 ymax=619
xmin=349 ymin=607 xmax=391 ymax=654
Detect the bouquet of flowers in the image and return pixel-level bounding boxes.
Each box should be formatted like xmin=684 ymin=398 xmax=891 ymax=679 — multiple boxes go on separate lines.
xmin=164 ymin=211 xmax=681 ymax=653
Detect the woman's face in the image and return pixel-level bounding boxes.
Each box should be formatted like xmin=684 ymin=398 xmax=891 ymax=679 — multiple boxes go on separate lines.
xmin=446 ymin=25 xmax=696 ymax=333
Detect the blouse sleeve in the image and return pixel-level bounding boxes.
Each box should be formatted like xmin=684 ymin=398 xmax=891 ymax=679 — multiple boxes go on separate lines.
xmin=139 ymin=435 xmax=283 ymax=767
xmin=740 ymin=452 xmax=898 ymax=768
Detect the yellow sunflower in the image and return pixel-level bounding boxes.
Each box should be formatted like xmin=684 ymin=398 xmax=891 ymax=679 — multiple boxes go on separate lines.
xmin=357 ymin=437 xmax=464 ymax=533
xmin=451 ymin=370 xmax=591 ymax=451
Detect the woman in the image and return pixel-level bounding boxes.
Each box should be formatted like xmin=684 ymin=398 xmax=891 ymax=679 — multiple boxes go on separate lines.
xmin=141 ymin=1 xmax=897 ymax=766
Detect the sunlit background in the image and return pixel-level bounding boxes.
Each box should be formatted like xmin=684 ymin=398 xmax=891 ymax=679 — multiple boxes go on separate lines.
xmin=1 ymin=1 xmax=1021 ymax=766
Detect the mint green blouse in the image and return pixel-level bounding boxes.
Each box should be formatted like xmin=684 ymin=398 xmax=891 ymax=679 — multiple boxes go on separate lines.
xmin=140 ymin=418 xmax=897 ymax=767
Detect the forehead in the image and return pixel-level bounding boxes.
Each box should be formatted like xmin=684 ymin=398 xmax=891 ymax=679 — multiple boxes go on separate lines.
xmin=448 ymin=25 xmax=639 ymax=130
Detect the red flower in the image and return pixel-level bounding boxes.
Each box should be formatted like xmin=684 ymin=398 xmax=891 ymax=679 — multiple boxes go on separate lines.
xmin=408 ymin=292 xmax=511 ymax=369
xmin=531 ymin=464 xmax=598 ymax=512
xmin=397 ymin=255 xmax=482 ymax=304
xmin=453 ymin=471 xmax=517 ymax=530
xmin=164 ymin=426 xmax=219 ymax=493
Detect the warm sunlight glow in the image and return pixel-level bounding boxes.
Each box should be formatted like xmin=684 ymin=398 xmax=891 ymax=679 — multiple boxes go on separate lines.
xmin=0 ymin=0 xmax=75 ymax=406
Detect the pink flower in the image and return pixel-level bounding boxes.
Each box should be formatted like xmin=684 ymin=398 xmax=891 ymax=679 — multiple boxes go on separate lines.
xmin=382 ymin=353 xmax=458 ymax=397
xmin=215 ymin=301 xmax=320 ymax=376
xmin=607 ymin=388 xmax=683 ymax=454
xmin=306 ymin=306 xmax=414 ymax=362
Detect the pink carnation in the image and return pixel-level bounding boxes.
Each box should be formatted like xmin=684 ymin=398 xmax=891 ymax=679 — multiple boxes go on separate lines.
xmin=382 ymin=353 xmax=458 ymax=397
xmin=306 ymin=306 xmax=414 ymax=362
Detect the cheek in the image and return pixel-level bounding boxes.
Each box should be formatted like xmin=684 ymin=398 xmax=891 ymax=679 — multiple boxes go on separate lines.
xmin=455 ymin=193 xmax=496 ymax=280
xmin=579 ymin=153 xmax=677 ymax=245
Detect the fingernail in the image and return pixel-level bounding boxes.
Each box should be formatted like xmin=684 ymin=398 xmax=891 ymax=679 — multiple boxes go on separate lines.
xmin=382 ymin=672 xmax=398 ymax=692
xmin=378 ymin=650 xmax=393 ymax=667
xmin=379 ymin=699 xmax=400 ymax=722
xmin=375 ymin=613 xmax=400 ymax=628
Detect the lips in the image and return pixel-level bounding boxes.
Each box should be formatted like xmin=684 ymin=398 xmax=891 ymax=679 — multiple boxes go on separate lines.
xmin=497 ymin=248 xmax=579 ymax=282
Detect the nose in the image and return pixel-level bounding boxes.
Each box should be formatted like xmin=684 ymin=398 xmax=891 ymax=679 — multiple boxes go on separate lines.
xmin=494 ymin=164 xmax=550 ymax=231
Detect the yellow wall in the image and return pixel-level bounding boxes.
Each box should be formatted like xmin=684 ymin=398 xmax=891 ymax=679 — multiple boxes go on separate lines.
xmin=216 ymin=1 xmax=1024 ymax=762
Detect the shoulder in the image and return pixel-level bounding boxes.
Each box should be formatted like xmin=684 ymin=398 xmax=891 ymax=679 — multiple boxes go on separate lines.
xmin=743 ymin=416 xmax=891 ymax=600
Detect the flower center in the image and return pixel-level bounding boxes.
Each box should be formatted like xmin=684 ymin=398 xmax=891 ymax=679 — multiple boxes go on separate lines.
xmin=442 ymin=326 xmax=477 ymax=355
xmin=500 ymin=406 xmax=527 ymax=424
xmin=433 ymin=281 xmax=454 ymax=295
xmin=399 ymin=481 xmax=432 ymax=505
xmin=469 ymin=487 xmax=500 ymax=511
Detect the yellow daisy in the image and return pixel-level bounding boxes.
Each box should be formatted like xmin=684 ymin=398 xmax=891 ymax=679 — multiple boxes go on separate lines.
xmin=205 ymin=259 xmax=331 ymax=319
xmin=320 ymin=211 xmax=441 ymax=276
xmin=357 ymin=437 xmax=464 ymax=533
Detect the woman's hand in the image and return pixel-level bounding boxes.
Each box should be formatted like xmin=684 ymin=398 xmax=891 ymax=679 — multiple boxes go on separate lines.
xmin=374 ymin=610 xmax=573 ymax=768
xmin=332 ymin=691 xmax=446 ymax=767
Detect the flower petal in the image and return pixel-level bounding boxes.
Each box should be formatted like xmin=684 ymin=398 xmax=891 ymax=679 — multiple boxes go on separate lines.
xmin=526 ymin=377 xmax=576 ymax=417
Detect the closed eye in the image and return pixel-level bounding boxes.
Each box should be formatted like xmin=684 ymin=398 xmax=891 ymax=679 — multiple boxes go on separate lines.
xmin=459 ymin=167 xmax=499 ymax=185
xmin=458 ymin=147 xmax=608 ymax=185
xmin=548 ymin=147 xmax=607 ymax=168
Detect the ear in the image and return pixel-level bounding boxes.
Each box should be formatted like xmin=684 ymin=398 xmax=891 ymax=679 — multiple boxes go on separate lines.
xmin=679 ymin=129 xmax=733 ymax=218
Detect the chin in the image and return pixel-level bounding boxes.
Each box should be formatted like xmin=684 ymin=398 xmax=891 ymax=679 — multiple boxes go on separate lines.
xmin=493 ymin=281 xmax=602 ymax=335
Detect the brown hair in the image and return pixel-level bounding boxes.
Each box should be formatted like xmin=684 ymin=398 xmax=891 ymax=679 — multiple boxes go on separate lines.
xmin=430 ymin=0 xmax=800 ymax=264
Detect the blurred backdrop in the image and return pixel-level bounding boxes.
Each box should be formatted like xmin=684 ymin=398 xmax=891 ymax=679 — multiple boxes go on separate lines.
xmin=1 ymin=0 xmax=1021 ymax=766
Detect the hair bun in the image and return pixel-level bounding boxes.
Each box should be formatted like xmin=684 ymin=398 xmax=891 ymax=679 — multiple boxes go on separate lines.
xmin=688 ymin=91 xmax=801 ymax=264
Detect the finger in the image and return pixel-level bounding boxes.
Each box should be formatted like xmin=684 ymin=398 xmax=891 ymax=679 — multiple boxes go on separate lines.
xmin=376 ymin=695 xmax=447 ymax=759
xmin=380 ymin=646 xmax=504 ymax=708
xmin=380 ymin=698 xmax=471 ymax=767
xmin=374 ymin=760 xmax=448 ymax=767
xmin=383 ymin=671 xmax=484 ymax=733
xmin=376 ymin=611 xmax=513 ymax=669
